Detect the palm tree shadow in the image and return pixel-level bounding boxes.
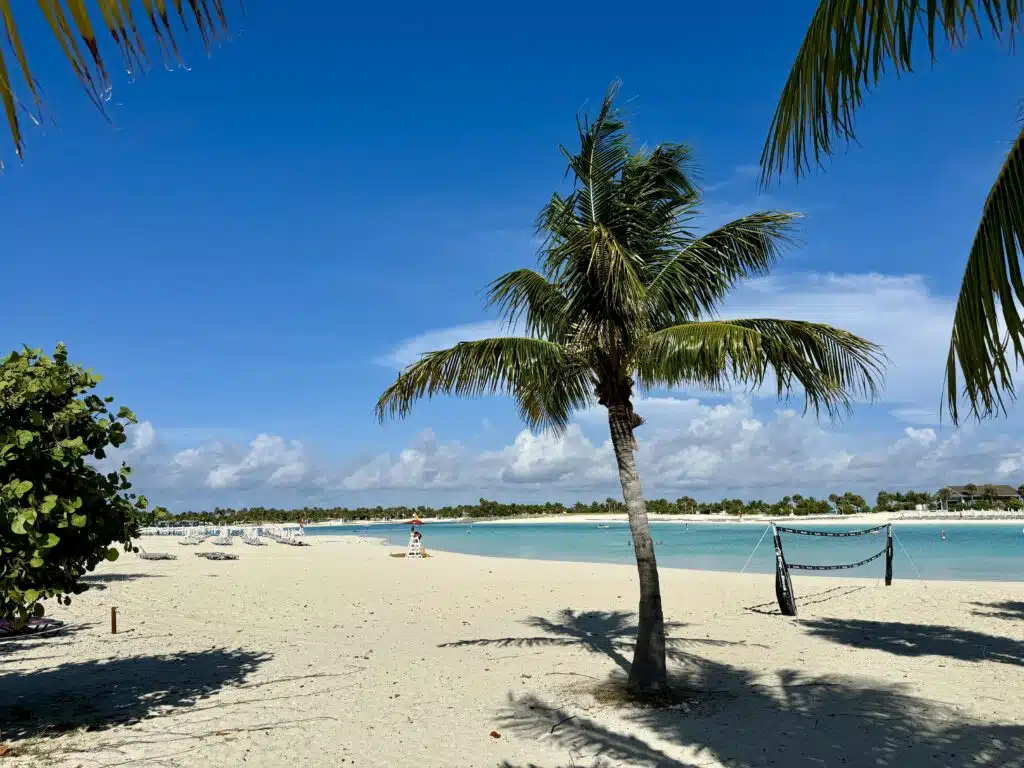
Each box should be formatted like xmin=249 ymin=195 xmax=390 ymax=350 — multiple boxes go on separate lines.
xmin=440 ymin=609 xmax=761 ymax=674
xmin=799 ymin=617 xmax=1024 ymax=666
xmin=497 ymin=658 xmax=1024 ymax=767
xmin=971 ymin=600 xmax=1024 ymax=621
xmin=0 ymin=648 xmax=269 ymax=739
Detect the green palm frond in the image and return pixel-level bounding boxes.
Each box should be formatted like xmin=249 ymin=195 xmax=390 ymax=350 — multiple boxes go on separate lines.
xmin=538 ymin=85 xmax=652 ymax=341
xmin=945 ymin=125 xmax=1024 ymax=423
xmin=760 ymin=0 xmax=1021 ymax=183
xmin=639 ymin=318 xmax=886 ymax=418
xmin=646 ymin=211 xmax=801 ymax=324
xmin=485 ymin=268 xmax=576 ymax=341
xmin=0 ymin=1 xmax=239 ymax=164
xmin=375 ymin=337 xmax=593 ymax=433
xmin=617 ymin=143 xmax=701 ymax=245
xmin=560 ymin=80 xmax=630 ymax=230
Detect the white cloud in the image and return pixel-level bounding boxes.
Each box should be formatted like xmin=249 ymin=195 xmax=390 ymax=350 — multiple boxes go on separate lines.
xmin=106 ymin=270 xmax=1024 ymax=510
xmin=702 ymin=163 xmax=761 ymax=193
xmin=113 ymin=395 xmax=1024 ymax=510
xmin=375 ymin=321 xmax=506 ymax=369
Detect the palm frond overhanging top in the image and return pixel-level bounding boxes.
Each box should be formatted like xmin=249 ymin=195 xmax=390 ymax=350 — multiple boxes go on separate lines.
xmin=0 ymin=1 xmax=240 ymax=165
xmin=760 ymin=0 xmax=1023 ymax=424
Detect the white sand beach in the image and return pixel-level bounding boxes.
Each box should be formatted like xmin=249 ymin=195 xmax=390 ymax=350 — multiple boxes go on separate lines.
xmin=1 ymin=535 xmax=1022 ymax=767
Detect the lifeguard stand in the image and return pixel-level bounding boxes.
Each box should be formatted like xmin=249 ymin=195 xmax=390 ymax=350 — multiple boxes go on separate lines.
xmin=406 ymin=530 xmax=423 ymax=558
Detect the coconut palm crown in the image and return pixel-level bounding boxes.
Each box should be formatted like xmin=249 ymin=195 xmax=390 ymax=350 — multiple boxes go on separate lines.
xmin=377 ymin=84 xmax=886 ymax=693
xmin=760 ymin=2 xmax=1024 ymax=425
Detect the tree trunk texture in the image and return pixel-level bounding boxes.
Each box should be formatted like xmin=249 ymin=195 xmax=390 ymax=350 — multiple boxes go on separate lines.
xmin=607 ymin=403 xmax=667 ymax=694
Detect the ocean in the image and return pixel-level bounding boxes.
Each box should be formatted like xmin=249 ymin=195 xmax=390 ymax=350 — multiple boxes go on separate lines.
xmin=306 ymin=520 xmax=1024 ymax=582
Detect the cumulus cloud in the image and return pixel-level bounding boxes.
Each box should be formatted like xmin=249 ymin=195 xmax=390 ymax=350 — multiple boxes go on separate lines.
xmin=114 ymin=394 xmax=1024 ymax=511
xmin=112 ymin=270 xmax=1024 ymax=510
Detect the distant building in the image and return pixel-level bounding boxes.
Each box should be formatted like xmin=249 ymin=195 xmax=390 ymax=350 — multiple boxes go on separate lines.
xmin=943 ymin=484 xmax=1021 ymax=504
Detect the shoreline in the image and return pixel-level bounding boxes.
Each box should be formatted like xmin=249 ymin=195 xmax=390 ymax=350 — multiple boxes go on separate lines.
xmin=305 ymin=512 xmax=1024 ymax=527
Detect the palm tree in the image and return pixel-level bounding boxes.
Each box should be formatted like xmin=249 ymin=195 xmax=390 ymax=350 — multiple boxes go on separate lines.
xmin=0 ymin=2 xmax=237 ymax=164
xmin=376 ymin=85 xmax=886 ymax=694
xmin=982 ymin=483 xmax=1000 ymax=506
xmin=760 ymin=3 xmax=1023 ymax=424
xmin=937 ymin=487 xmax=952 ymax=511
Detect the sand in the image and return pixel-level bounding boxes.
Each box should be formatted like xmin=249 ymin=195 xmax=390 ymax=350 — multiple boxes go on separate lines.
xmin=1 ymin=535 xmax=1022 ymax=767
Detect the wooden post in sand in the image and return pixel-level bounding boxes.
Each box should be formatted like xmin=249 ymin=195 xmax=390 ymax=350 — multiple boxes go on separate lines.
xmin=111 ymin=606 xmax=117 ymax=634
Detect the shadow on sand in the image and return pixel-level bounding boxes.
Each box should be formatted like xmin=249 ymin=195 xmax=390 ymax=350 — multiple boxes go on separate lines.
xmin=81 ymin=573 xmax=166 ymax=585
xmin=799 ymin=617 xmax=1024 ymax=666
xmin=0 ymin=648 xmax=269 ymax=739
xmin=440 ymin=609 xmax=764 ymax=674
xmin=79 ymin=572 xmax=166 ymax=591
xmin=475 ymin=610 xmax=1024 ymax=768
xmin=971 ymin=600 xmax=1024 ymax=621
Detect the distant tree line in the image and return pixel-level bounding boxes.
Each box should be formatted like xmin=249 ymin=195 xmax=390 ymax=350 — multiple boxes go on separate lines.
xmin=146 ymin=486 xmax=1023 ymax=526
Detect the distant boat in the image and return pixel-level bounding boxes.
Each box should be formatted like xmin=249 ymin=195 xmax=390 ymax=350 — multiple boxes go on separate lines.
xmin=596 ymin=524 xmax=612 ymax=529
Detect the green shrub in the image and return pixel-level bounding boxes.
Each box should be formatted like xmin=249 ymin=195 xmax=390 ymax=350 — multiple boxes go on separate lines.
xmin=0 ymin=344 xmax=158 ymax=624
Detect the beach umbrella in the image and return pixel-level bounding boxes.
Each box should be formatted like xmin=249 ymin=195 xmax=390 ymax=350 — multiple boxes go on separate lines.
xmin=403 ymin=518 xmax=426 ymax=526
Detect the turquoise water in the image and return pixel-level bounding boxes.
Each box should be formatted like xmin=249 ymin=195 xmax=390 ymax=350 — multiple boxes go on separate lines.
xmin=307 ymin=521 xmax=1024 ymax=582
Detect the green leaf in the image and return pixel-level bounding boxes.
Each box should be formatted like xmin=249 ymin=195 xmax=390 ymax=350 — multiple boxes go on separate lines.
xmin=15 ymin=429 xmax=34 ymax=448
xmin=71 ymin=513 xmax=87 ymax=528
xmin=60 ymin=436 xmax=85 ymax=452
xmin=40 ymin=495 xmax=58 ymax=515
xmin=40 ymin=533 xmax=59 ymax=549
xmin=29 ymin=557 xmax=44 ymax=568
xmin=10 ymin=516 xmax=26 ymax=535
xmin=32 ymin=602 xmax=45 ymax=617
xmin=104 ymin=548 xmax=119 ymax=562
xmin=23 ymin=588 xmax=39 ymax=602
xmin=14 ymin=479 xmax=32 ymax=497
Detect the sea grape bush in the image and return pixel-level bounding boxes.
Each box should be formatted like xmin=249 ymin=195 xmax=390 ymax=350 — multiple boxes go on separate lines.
xmin=0 ymin=344 xmax=160 ymax=624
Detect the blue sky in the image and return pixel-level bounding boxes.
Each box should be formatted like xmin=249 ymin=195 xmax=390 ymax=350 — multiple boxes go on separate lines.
xmin=4 ymin=2 xmax=1024 ymax=510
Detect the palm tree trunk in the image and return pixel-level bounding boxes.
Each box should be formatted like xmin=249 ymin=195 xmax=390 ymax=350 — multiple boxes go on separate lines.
xmin=607 ymin=403 xmax=667 ymax=694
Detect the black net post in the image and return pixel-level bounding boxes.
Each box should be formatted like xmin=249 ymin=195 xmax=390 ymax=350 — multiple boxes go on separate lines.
xmin=884 ymin=524 xmax=893 ymax=586
xmin=773 ymin=524 xmax=797 ymax=616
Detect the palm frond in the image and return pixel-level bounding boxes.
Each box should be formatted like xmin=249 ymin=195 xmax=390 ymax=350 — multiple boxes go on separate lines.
xmin=0 ymin=0 xmax=240 ymax=164
xmin=561 ymin=80 xmax=630 ymax=230
xmin=945 ymin=124 xmax=1024 ymax=424
xmin=646 ymin=211 xmax=801 ymax=324
xmin=375 ymin=337 xmax=593 ymax=433
xmin=639 ymin=318 xmax=886 ymax=419
xmin=485 ymin=268 xmax=575 ymax=341
xmin=760 ymin=0 xmax=1021 ymax=183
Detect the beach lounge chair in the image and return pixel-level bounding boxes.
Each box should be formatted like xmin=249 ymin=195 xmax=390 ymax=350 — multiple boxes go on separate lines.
xmin=212 ymin=528 xmax=232 ymax=546
xmin=136 ymin=545 xmax=177 ymax=561
xmin=195 ymin=552 xmax=239 ymax=561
